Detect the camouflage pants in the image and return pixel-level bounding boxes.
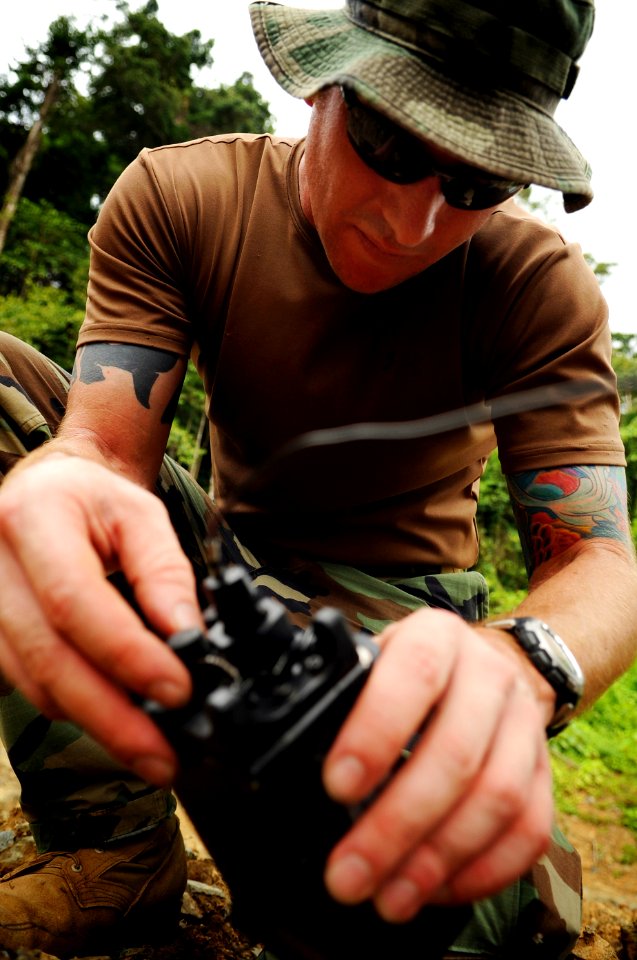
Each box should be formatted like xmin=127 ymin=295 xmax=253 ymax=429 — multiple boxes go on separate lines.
xmin=0 ymin=332 xmax=581 ymax=957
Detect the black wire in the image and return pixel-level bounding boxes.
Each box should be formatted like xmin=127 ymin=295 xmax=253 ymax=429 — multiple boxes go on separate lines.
xmin=219 ymin=377 xmax=612 ymax=513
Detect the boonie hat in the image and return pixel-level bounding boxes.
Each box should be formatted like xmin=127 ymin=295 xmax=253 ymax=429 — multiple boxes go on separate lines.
xmin=249 ymin=0 xmax=595 ymax=211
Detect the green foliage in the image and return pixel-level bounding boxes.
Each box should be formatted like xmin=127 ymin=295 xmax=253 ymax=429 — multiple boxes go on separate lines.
xmin=474 ymin=452 xmax=527 ymax=613
xmin=550 ymin=660 xmax=637 ymax=834
xmin=88 ymin=0 xmax=214 ymax=165
xmin=0 ymin=15 xmax=92 ymax=136
xmin=0 ymin=15 xmax=94 ymax=226
xmin=0 ymin=286 xmax=83 ymax=371
xmin=23 ymin=92 xmax=110 ymax=226
xmin=584 ymin=254 xmax=617 ymax=283
xmin=0 ymin=197 xmax=89 ymax=297
xmin=612 ymin=332 xmax=637 ymax=361
xmin=186 ymin=73 xmax=274 ymax=140
xmin=166 ymin=419 xmax=204 ymax=474
xmin=620 ymin=411 xmax=637 ymax=519
xmin=611 ymin=334 xmax=637 ymax=519
xmin=1 ymin=1 xmax=275 ymax=225
xmin=166 ymin=361 xmax=210 ymax=489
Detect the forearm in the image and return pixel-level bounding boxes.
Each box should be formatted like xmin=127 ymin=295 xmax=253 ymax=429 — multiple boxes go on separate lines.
xmin=4 ymin=343 xmax=186 ymax=491
xmin=486 ymin=464 xmax=637 ymax=718
xmin=509 ymin=541 xmax=637 ymax=710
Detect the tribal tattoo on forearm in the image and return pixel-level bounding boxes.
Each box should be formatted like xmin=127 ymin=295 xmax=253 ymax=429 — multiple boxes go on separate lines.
xmin=506 ymin=465 xmax=631 ymax=576
xmin=72 ymin=343 xmax=183 ymax=423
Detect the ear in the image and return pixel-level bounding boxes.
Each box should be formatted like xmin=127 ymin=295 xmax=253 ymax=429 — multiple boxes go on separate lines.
xmin=304 ymin=97 xmax=314 ymax=107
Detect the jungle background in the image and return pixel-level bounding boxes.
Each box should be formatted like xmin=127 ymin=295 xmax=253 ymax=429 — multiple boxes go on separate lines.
xmin=0 ymin=4 xmax=636 ymax=958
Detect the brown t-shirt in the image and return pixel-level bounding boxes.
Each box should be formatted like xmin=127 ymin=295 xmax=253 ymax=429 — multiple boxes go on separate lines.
xmin=80 ymin=134 xmax=624 ymax=570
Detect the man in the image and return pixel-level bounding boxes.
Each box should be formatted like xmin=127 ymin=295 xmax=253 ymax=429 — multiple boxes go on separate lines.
xmin=0 ymin=0 xmax=635 ymax=957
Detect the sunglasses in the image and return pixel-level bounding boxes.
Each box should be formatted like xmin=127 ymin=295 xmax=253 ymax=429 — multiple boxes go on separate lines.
xmin=341 ymin=86 xmax=526 ymax=211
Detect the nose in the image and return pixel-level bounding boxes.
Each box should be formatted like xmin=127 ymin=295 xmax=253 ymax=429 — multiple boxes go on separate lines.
xmin=381 ymin=175 xmax=447 ymax=248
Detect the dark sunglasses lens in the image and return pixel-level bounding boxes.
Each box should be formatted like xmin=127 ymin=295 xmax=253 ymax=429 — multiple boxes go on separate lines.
xmin=342 ymin=87 xmax=523 ymax=209
xmin=442 ymin=177 xmax=523 ymax=211
xmin=343 ymin=89 xmax=427 ymax=185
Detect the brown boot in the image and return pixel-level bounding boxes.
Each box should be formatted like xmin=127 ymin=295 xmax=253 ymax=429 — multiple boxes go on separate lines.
xmin=0 ymin=814 xmax=187 ymax=957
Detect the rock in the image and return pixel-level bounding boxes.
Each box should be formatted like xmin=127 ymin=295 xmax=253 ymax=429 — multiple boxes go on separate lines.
xmin=572 ymin=927 xmax=621 ymax=960
xmin=0 ymin=832 xmax=15 ymax=852
xmin=182 ymin=877 xmax=232 ymax=919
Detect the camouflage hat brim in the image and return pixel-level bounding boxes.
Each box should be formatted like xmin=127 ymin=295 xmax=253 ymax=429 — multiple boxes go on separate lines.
xmin=249 ymin=2 xmax=593 ymax=212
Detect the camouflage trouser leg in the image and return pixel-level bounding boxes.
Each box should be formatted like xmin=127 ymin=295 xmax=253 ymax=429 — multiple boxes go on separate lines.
xmin=0 ymin=333 xmax=581 ymax=956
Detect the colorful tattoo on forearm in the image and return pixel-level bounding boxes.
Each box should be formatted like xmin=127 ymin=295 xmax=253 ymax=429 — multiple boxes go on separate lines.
xmin=507 ymin=465 xmax=630 ymax=575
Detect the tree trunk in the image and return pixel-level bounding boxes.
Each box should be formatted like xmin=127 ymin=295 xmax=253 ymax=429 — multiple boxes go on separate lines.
xmin=189 ymin=409 xmax=209 ymax=485
xmin=0 ymin=73 xmax=61 ymax=256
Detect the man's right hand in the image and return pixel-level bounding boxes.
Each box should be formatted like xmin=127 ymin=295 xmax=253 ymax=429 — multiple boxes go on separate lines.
xmin=0 ymin=454 xmax=201 ymax=785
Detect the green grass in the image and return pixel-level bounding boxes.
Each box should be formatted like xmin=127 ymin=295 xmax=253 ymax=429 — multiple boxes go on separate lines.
xmin=550 ymin=659 xmax=637 ymax=835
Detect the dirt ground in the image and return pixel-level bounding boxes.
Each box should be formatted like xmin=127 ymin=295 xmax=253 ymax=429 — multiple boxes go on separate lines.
xmin=0 ymin=746 xmax=634 ymax=960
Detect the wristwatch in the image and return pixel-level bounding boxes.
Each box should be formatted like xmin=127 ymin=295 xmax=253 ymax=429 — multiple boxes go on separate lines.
xmin=485 ymin=617 xmax=585 ymax=737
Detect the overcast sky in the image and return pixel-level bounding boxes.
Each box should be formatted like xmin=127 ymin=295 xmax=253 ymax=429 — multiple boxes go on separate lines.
xmin=1 ymin=0 xmax=635 ymax=335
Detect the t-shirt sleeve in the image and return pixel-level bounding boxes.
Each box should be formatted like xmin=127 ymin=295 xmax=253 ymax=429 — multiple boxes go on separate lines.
xmin=466 ymin=210 xmax=625 ymax=472
xmin=79 ymin=149 xmax=194 ymax=356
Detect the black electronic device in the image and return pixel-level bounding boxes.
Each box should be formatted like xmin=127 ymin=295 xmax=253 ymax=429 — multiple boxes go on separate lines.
xmin=146 ymin=554 xmax=471 ymax=960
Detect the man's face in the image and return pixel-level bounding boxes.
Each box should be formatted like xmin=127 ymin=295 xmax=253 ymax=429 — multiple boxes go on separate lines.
xmin=298 ymin=87 xmax=500 ymax=294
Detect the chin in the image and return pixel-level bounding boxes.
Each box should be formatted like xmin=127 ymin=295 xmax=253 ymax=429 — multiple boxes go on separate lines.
xmin=326 ymin=232 xmax=432 ymax=293
xmin=332 ymin=261 xmax=423 ymax=294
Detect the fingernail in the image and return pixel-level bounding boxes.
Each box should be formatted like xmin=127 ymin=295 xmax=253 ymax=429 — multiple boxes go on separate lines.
xmin=325 ymin=755 xmax=366 ymax=799
xmin=172 ymin=602 xmax=202 ymax=630
xmin=377 ymin=877 xmax=422 ymax=922
xmin=148 ymin=679 xmax=189 ymax=707
xmin=132 ymin=756 xmax=176 ymax=786
xmin=325 ymin=853 xmax=374 ymax=903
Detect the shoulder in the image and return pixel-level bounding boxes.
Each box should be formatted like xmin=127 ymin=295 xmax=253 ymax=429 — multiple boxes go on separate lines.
xmin=469 ymin=199 xmax=603 ymax=298
xmin=99 ymin=134 xmax=303 ymax=209
xmin=143 ymin=132 xmax=302 ymax=158
xmin=93 ymin=134 xmax=304 ymax=253
xmin=139 ymin=133 xmax=302 ymax=185
xmin=465 ymin=198 xmax=604 ymax=320
xmin=459 ymin=199 xmax=612 ymax=402
xmin=470 ymin=199 xmax=573 ymax=270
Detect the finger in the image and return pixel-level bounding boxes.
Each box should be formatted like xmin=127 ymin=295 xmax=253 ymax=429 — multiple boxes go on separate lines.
xmin=373 ymin=681 xmax=548 ymax=921
xmin=1 ymin=473 xmax=196 ymax=703
xmin=2 ymin=459 xmax=203 ymax=638
xmin=324 ymin=622 xmax=521 ymax=904
xmin=91 ymin=483 xmax=204 ymax=638
xmin=0 ymin=623 xmax=64 ymax=720
xmin=430 ymin=746 xmax=553 ymax=904
xmin=0 ymin=551 xmax=178 ymax=783
xmin=323 ymin=609 xmax=460 ymax=804
xmin=21 ymin=552 xmax=191 ymax=706
xmin=42 ymin=648 xmax=181 ymax=786
xmin=0 ymin=545 xmax=64 ymax=713
xmin=27 ymin=639 xmax=179 ymax=785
